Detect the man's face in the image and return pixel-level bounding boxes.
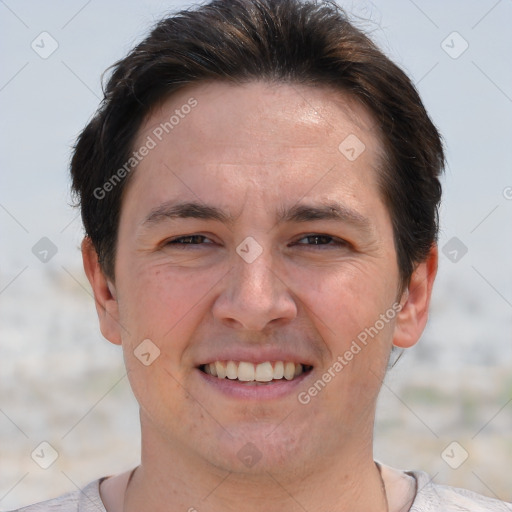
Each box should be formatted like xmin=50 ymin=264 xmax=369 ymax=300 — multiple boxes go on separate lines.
xmin=104 ymin=81 xmax=407 ymax=473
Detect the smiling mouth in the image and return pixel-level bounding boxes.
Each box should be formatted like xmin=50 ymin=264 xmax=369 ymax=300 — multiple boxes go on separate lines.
xmin=199 ymin=361 xmax=313 ymax=384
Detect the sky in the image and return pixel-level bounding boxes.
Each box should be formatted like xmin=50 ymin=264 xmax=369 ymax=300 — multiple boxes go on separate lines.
xmin=0 ymin=0 xmax=511 ymax=359
xmin=0 ymin=1 xmax=511 ymax=509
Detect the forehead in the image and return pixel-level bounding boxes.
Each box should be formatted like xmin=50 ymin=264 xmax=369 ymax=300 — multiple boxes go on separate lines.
xmin=137 ymin=80 xmax=382 ymax=155
xmin=128 ymin=81 xmax=387 ymax=220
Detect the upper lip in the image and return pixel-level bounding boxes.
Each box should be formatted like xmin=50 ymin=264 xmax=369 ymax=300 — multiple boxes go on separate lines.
xmin=196 ymin=347 xmax=315 ymax=367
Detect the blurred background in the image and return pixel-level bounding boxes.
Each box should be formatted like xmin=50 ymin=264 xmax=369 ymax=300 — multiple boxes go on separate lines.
xmin=1 ymin=0 xmax=511 ymax=509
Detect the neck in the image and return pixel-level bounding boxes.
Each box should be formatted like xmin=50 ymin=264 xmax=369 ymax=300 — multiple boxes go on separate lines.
xmin=124 ymin=417 xmax=388 ymax=512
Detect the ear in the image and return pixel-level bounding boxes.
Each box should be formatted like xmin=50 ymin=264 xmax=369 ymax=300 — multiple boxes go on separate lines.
xmin=393 ymin=245 xmax=438 ymax=349
xmin=82 ymin=237 xmax=122 ymax=345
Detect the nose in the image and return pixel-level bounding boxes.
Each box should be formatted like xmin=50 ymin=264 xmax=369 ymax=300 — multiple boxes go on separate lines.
xmin=211 ymin=246 xmax=297 ymax=331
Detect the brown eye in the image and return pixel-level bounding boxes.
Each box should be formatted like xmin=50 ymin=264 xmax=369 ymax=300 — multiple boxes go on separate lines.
xmin=296 ymin=235 xmax=346 ymax=246
xmin=166 ymin=235 xmax=213 ymax=245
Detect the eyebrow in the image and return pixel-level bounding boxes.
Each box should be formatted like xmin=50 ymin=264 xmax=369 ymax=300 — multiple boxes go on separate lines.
xmin=141 ymin=200 xmax=373 ymax=233
xmin=278 ymin=202 xmax=372 ymax=232
xmin=142 ymin=201 xmax=231 ymax=226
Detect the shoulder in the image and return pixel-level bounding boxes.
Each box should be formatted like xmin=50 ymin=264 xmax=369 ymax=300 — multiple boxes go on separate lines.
xmin=13 ymin=478 xmax=106 ymax=512
xmin=409 ymin=469 xmax=512 ymax=512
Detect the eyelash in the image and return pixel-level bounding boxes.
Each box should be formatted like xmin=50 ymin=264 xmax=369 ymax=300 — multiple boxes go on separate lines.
xmin=164 ymin=234 xmax=347 ymax=248
xmin=166 ymin=235 xmax=214 ymax=245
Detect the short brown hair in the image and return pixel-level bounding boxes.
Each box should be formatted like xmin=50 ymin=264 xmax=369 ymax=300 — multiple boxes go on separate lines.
xmin=70 ymin=0 xmax=444 ymax=291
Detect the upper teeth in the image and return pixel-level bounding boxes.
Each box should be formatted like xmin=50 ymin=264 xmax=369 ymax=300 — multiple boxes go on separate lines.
xmin=203 ymin=361 xmax=306 ymax=382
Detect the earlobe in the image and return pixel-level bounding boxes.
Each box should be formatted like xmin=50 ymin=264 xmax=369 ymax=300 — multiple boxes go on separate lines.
xmin=81 ymin=237 xmax=122 ymax=345
xmin=392 ymin=245 xmax=438 ymax=349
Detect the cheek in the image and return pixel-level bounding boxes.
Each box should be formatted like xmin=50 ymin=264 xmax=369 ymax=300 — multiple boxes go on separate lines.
xmin=116 ymin=263 xmax=223 ymax=348
xmin=294 ymin=267 xmax=397 ymax=422
xmin=115 ymin=264 xmax=214 ymax=423
xmin=290 ymin=262 xmax=398 ymax=405
xmin=291 ymin=262 xmax=394 ymax=338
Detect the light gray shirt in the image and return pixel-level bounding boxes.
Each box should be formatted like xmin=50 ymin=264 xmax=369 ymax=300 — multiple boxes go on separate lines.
xmin=13 ymin=469 xmax=512 ymax=512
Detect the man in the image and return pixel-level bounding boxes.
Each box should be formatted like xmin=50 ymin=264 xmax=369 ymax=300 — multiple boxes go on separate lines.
xmin=16 ymin=0 xmax=511 ymax=511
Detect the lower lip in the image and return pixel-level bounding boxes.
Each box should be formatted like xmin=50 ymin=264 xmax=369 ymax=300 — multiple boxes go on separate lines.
xmin=196 ymin=368 xmax=313 ymax=400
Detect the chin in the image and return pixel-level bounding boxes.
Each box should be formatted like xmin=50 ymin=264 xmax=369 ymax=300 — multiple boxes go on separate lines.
xmin=202 ymin=419 xmax=313 ymax=476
